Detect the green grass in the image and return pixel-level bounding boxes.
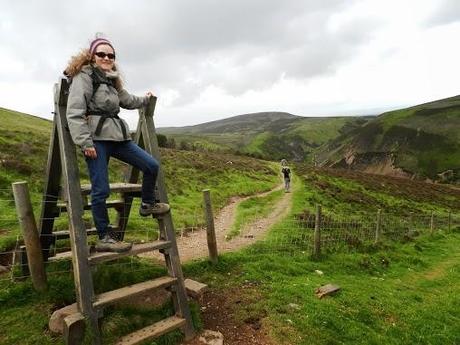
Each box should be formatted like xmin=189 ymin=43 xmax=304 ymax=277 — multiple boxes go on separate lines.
xmin=0 ymin=106 xmax=280 ymax=251
xmin=182 ymin=165 xmax=460 ymax=345
xmin=0 ymin=259 xmax=202 ymax=345
xmin=185 ymin=231 xmax=460 ymax=345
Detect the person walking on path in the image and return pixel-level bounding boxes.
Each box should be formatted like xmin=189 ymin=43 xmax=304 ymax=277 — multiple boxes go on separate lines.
xmin=281 ymin=159 xmax=291 ymax=193
xmin=64 ymin=36 xmax=169 ymax=252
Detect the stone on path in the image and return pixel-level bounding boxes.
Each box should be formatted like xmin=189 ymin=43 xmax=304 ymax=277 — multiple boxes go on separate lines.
xmin=315 ymin=284 xmax=341 ymax=299
xmin=197 ymin=330 xmax=224 ymax=345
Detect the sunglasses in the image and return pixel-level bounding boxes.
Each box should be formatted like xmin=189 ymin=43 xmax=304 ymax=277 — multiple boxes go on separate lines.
xmin=94 ymin=52 xmax=116 ymax=60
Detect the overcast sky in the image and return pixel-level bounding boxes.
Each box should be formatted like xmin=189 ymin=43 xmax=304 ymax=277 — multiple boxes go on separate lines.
xmin=1 ymin=0 xmax=460 ymax=128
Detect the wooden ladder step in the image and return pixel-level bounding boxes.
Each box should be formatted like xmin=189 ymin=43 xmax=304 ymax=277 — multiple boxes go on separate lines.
xmin=114 ymin=316 xmax=186 ymax=345
xmin=52 ymin=227 xmax=99 ymax=240
xmin=89 ymin=241 xmax=171 ymax=264
xmin=93 ymin=276 xmax=177 ymax=309
xmin=57 ymin=200 xmax=125 ymax=213
xmin=80 ymin=183 xmax=142 ymax=196
xmin=48 ymin=241 xmax=171 ymax=263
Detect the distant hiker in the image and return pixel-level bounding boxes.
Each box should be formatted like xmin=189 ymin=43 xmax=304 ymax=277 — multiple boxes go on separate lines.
xmin=281 ymin=160 xmax=291 ymax=192
xmin=64 ymin=36 xmax=170 ymax=253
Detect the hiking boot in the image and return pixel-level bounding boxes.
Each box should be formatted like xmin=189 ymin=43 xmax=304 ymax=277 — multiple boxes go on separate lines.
xmin=139 ymin=202 xmax=170 ymax=217
xmin=95 ymin=234 xmax=133 ymax=253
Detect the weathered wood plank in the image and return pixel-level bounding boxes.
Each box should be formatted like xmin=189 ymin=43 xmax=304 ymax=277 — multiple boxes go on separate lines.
xmin=184 ymin=279 xmax=208 ymax=299
xmin=12 ymin=182 xmax=47 ymax=291
xmin=79 ymin=183 xmax=142 ymax=196
xmin=48 ymin=241 xmax=172 ymax=264
xmin=89 ymin=241 xmax=172 ymax=264
xmin=57 ymin=200 xmax=125 ymax=213
xmin=139 ymin=99 xmax=195 ymax=339
xmin=54 ymin=78 xmax=101 ymax=343
xmin=114 ymin=316 xmax=186 ymax=345
xmin=93 ymin=276 xmax=177 ymax=308
xmin=63 ymin=312 xmax=85 ymax=345
xmin=203 ymin=190 xmax=218 ymax=264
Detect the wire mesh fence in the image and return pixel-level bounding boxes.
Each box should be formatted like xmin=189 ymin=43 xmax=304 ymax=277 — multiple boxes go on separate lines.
xmin=246 ymin=208 xmax=459 ymax=256
xmin=0 ymin=182 xmax=459 ymax=283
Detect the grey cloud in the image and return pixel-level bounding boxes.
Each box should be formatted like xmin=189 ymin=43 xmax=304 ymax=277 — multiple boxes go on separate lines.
xmin=2 ymin=0 xmax=379 ymax=109
xmin=424 ymin=0 xmax=460 ymax=27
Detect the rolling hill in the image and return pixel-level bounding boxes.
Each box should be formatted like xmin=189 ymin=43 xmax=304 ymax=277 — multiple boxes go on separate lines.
xmin=316 ymin=95 xmax=460 ymax=182
xmin=159 ymin=111 xmax=371 ymax=161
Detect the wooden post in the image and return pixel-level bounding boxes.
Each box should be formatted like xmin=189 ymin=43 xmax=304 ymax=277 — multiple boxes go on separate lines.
xmin=63 ymin=313 xmax=86 ymax=345
xmin=375 ymin=209 xmax=382 ymax=244
xmin=12 ymin=181 xmax=48 ymax=292
xmin=313 ymin=205 xmax=322 ymax=258
xmin=430 ymin=211 xmax=435 ymax=234
xmin=55 ymin=79 xmax=101 ymax=343
xmin=203 ymin=189 xmax=218 ymax=264
xmin=408 ymin=212 xmax=414 ymax=236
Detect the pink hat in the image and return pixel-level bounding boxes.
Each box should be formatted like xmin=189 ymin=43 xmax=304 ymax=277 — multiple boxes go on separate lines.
xmin=89 ymin=38 xmax=115 ymax=55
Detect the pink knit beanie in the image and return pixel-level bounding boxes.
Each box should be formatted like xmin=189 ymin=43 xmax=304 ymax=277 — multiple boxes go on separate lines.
xmin=89 ymin=38 xmax=115 ymax=55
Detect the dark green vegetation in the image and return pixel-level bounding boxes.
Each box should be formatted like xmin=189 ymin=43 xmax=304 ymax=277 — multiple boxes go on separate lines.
xmin=317 ymin=96 xmax=460 ymax=182
xmin=159 ymin=111 xmax=370 ymax=162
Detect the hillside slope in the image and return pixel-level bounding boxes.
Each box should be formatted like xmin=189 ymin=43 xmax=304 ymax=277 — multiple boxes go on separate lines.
xmin=0 ymin=107 xmax=280 ymax=250
xmin=159 ymin=111 xmax=371 ymax=161
xmin=316 ymin=96 xmax=460 ymax=182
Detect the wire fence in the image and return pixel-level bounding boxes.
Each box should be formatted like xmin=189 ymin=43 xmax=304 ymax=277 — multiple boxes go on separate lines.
xmin=250 ymin=208 xmax=460 ymax=256
xmin=0 ymin=185 xmax=459 ymax=283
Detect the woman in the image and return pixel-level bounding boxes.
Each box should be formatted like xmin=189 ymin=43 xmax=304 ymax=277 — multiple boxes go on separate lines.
xmin=64 ymin=37 xmax=169 ymax=253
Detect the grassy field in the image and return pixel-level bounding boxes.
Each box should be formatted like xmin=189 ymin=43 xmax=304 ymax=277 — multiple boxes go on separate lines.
xmin=1 ymin=163 xmax=459 ymax=344
xmin=0 ymin=107 xmax=280 ymax=251
xmin=1 ymin=105 xmax=459 ymax=344
xmin=181 ymin=166 xmax=460 ymax=345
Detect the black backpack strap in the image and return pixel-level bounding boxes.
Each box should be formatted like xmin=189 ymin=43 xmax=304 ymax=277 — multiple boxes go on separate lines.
xmin=90 ymin=111 xmax=128 ymax=140
xmin=88 ymin=67 xmax=127 ymax=140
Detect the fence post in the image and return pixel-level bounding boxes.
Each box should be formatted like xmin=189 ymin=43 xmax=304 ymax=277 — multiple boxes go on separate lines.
xmin=430 ymin=211 xmax=435 ymax=234
xmin=408 ymin=211 xmax=414 ymax=236
xmin=448 ymin=212 xmax=451 ymax=232
xmin=313 ymin=205 xmax=322 ymax=259
xmin=375 ymin=209 xmax=382 ymax=244
xmin=12 ymin=181 xmax=48 ymax=292
xmin=203 ymin=189 xmax=218 ymax=264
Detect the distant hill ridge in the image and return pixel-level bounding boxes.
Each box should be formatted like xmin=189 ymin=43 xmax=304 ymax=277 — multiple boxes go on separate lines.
xmin=159 ymin=111 xmax=371 ymax=162
xmin=3 ymin=93 xmax=458 ymax=183
xmin=160 ymin=111 xmax=301 ymax=134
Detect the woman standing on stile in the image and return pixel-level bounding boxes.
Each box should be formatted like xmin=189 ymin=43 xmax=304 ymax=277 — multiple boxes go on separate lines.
xmin=64 ymin=36 xmax=169 ymax=253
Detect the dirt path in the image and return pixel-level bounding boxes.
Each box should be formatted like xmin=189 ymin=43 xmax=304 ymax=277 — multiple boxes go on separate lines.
xmin=145 ymin=181 xmax=292 ymax=263
xmin=178 ymin=182 xmax=292 ymax=262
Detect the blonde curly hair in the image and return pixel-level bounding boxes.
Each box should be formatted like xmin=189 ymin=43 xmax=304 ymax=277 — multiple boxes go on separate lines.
xmin=64 ymin=48 xmax=123 ymax=91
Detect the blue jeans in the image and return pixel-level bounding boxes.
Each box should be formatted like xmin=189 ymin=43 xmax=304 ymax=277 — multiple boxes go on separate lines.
xmin=85 ymin=140 xmax=159 ymax=238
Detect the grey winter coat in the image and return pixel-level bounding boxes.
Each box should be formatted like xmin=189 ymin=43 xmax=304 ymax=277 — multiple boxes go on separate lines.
xmin=66 ymin=65 xmax=149 ymax=149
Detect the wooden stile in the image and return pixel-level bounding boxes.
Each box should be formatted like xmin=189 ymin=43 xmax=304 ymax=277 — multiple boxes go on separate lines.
xmin=34 ymin=79 xmax=195 ymax=344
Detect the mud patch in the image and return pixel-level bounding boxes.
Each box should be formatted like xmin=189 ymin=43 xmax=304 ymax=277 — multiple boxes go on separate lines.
xmin=183 ymin=284 xmax=273 ymax=345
